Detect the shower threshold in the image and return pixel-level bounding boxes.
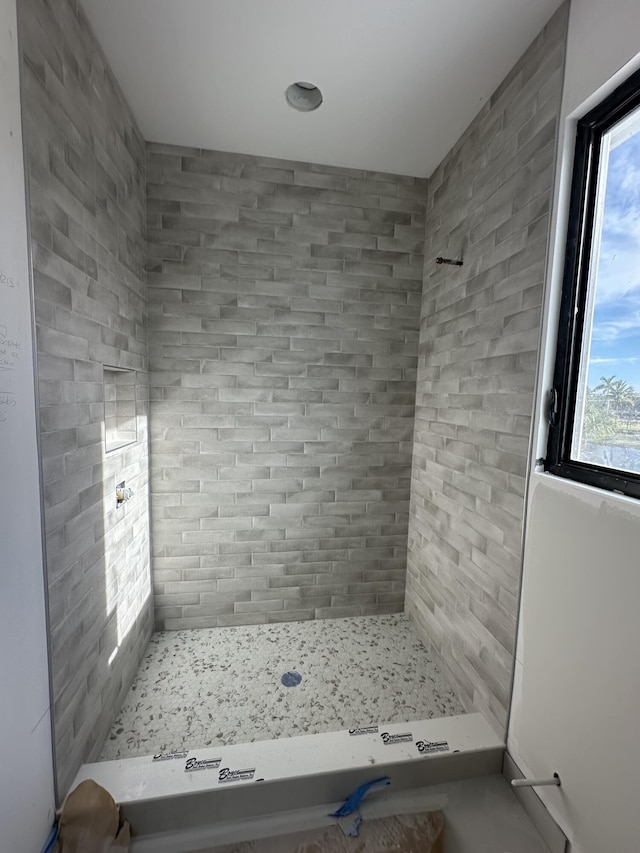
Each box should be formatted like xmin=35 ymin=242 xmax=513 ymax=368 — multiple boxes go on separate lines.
xmin=74 ymin=712 xmax=504 ymax=849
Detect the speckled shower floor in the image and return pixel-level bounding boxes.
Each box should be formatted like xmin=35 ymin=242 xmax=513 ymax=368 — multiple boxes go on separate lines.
xmin=100 ymin=614 xmax=465 ymax=761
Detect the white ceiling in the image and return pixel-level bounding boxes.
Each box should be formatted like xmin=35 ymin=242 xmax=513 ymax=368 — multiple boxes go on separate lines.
xmin=80 ymin=0 xmax=564 ymax=178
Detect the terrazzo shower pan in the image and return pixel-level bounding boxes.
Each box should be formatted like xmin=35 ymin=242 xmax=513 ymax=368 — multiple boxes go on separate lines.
xmin=100 ymin=615 xmax=464 ymax=761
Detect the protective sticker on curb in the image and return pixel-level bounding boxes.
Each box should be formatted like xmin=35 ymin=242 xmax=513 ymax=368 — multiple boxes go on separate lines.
xmin=219 ymin=767 xmax=256 ymax=783
xmin=153 ymin=751 xmax=188 ymax=762
xmin=380 ymin=731 xmax=413 ymax=744
xmin=184 ymin=757 xmax=222 ymax=772
xmin=416 ymin=739 xmax=449 ymax=754
xmin=349 ymin=725 xmax=379 ymax=736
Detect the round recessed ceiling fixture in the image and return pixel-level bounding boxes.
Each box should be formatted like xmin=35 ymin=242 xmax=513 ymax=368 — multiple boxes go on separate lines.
xmin=285 ymin=81 xmax=323 ymax=112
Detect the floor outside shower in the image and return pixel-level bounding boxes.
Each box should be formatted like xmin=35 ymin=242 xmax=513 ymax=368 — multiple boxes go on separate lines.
xmin=100 ymin=614 xmax=465 ymax=761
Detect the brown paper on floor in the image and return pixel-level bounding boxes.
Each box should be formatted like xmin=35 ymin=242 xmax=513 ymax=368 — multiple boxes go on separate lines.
xmin=54 ymin=779 xmax=131 ymax=853
xmin=207 ymin=810 xmax=444 ymax=853
xmin=296 ymin=811 xmax=444 ymax=853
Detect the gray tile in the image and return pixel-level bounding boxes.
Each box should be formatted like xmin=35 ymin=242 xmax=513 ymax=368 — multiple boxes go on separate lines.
xmin=20 ymin=0 xmax=153 ymax=796
xmin=406 ymin=2 xmax=568 ymax=737
xmin=147 ymin=144 xmax=425 ymax=630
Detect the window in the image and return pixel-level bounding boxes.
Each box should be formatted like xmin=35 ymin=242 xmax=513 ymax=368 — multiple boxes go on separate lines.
xmin=547 ymin=67 xmax=640 ymax=499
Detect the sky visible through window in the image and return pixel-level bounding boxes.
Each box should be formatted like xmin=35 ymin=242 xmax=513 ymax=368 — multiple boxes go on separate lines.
xmin=588 ymin=118 xmax=640 ymax=391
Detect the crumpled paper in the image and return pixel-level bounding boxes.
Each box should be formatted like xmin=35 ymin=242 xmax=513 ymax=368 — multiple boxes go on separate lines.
xmin=54 ymin=779 xmax=130 ymax=853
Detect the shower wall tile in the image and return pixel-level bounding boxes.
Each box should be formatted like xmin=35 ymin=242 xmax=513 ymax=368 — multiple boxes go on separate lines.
xmin=147 ymin=146 xmax=426 ymax=629
xmin=405 ymin=4 xmax=568 ymax=735
xmin=19 ymin=0 xmax=152 ymax=795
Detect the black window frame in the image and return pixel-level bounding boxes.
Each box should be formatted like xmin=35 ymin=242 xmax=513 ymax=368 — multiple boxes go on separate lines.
xmin=546 ymin=66 xmax=640 ymax=500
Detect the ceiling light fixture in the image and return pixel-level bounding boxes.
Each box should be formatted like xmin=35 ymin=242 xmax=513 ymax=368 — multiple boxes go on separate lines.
xmin=285 ymin=81 xmax=323 ymax=112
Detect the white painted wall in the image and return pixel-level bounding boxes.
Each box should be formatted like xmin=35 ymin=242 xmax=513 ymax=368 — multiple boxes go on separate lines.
xmin=0 ymin=1 xmax=56 ymax=849
xmin=508 ymin=1 xmax=640 ymax=851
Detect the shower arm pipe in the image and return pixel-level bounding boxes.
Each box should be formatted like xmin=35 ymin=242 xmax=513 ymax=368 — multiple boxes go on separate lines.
xmin=511 ymin=773 xmax=561 ymax=788
xmin=435 ymin=256 xmax=463 ymax=266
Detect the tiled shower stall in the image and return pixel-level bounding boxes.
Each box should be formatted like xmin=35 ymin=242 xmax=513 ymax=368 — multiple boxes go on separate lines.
xmin=18 ymin=0 xmax=568 ymax=795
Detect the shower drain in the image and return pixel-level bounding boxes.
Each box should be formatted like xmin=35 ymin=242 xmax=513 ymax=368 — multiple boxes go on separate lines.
xmin=281 ymin=670 xmax=302 ymax=687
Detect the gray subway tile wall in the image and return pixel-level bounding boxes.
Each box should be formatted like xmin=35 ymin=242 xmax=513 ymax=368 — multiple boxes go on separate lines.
xmin=17 ymin=0 xmax=569 ymax=796
xmin=19 ymin=0 xmax=152 ymax=795
xmin=405 ymin=3 xmax=569 ymax=734
xmin=147 ymin=147 xmax=426 ymax=629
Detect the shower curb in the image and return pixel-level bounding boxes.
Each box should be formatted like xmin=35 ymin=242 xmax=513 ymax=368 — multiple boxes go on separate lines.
xmin=72 ymin=713 xmax=502 ymax=845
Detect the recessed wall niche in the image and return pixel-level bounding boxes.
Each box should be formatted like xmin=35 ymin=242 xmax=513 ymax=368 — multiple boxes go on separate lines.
xmin=103 ymin=366 xmax=137 ymax=452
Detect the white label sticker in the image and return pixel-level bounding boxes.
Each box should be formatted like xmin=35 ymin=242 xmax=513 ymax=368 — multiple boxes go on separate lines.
xmin=380 ymin=731 xmax=413 ymax=744
xmin=349 ymin=725 xmax=379 ymax=736
xmin=184 ymin=757 xmax=222 ymax=772
xmin=218 ymin=767 xmax=256 ymax=783
xmin=153 ymin=751 xmax=188 ymax=762
xmin=416 ymin=739 xmax=449 ymax=755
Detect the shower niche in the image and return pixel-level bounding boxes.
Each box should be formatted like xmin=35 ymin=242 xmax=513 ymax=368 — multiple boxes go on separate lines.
xmin=103 ymin=366 xmax=137 ymax=453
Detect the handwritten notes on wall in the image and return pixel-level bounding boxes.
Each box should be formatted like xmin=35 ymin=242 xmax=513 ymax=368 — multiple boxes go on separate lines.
xmin=0 ymin=3 xmax=56 ymax=846
xmin=0 ymin=279 xmax=23 ymax=424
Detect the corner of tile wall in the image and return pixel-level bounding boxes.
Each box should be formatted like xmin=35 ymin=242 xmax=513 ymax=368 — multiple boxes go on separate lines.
xmin=405 ymin=1 xmax=569 ymax=733
xmin=19 ymin=0 xmax=154 ymax=795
